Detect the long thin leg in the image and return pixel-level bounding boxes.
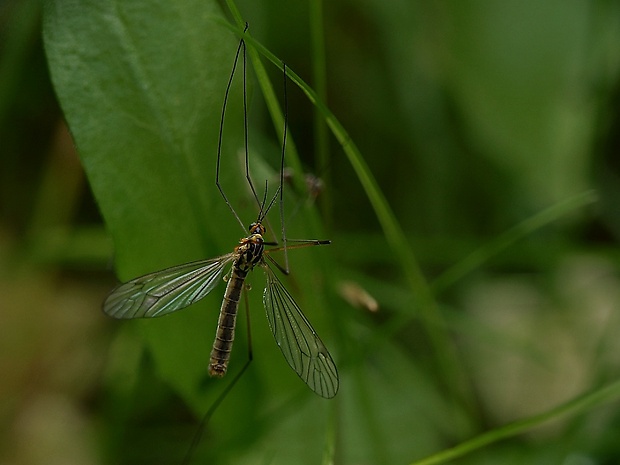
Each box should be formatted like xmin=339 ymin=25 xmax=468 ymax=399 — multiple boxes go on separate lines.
xmin=216 ymin=23 xmax=250 ymax=232
xmin=279 ymin=63 xmax=290 ymax=273
xmin=265 ymin=64 xmax=332 ymax=276
xmin=255 ymin=63 xmax=289 ymax=242
xmin=181 ymin=286 xmax=254 ymax=465
xmin=264 ymin=239 xmax=330 ymax=276
xmin=242 ymin=35 xmax=262 ymax=209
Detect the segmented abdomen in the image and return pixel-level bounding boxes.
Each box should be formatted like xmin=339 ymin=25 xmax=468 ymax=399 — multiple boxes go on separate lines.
xmin=208 ymin=267 xmax=248 ymax=377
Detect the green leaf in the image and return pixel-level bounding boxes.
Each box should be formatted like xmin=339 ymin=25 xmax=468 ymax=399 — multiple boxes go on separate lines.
xmin=42 ymin=7 xmax=341 ymax=461
xmin=43 ymin=0 xmax=245 ymax=410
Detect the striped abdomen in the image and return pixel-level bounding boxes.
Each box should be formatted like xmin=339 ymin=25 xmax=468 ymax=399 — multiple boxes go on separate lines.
xmin=208 ymin=267 xmax=248 ymax=377
xmin=208 ymin=229 xmax=264 ymax=377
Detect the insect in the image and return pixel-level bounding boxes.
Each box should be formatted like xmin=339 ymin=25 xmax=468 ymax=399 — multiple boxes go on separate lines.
xmin=102 ymin=26 xmax=339 ymax=400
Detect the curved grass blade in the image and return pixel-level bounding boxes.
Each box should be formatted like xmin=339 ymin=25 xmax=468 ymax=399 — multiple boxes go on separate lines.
xmin=262 ymin=265 xmax=339 ymax=398
xmin=104 ymin=254 xmax=234 ymax=319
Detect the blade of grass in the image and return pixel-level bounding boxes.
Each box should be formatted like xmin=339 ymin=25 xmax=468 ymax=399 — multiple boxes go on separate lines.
xmin=431 ymin=190 xmax=598 ymax=295
xmin=308 ymin=0 xmax=333 ymax=227
xmin=411 ymin=378 xmax=620 ymax=465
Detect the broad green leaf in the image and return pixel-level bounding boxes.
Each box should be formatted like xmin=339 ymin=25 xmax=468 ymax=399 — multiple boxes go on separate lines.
xmin=43 ymin=5 xmax=341 ymax=462
xmin=43 ymin=0 xmax=246 ymax=411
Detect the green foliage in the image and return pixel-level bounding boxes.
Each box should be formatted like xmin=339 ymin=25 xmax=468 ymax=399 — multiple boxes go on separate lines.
xmin=3 ymin=0 xmax=620 ymax=464
xmin=43 ymin=0 xmax=243 ymax=414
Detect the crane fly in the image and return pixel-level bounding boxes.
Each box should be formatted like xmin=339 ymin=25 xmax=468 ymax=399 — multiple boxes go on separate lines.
xmin=102 ymin=25 xmax=339 ymax=399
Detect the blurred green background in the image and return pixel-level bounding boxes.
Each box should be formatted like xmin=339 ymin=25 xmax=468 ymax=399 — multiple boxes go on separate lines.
xmin=2 ymin=0 xmax=620 ymax=464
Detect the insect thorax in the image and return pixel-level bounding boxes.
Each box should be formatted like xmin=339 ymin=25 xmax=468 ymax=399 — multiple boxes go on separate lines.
xmin=234 ymin=233 xmax=264 ymax=273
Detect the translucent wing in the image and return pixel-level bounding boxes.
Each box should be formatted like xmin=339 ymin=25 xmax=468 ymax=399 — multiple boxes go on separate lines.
xmin=104 ymin=254 xmax=235 ymax=319
xmin=263 ymin=266 xmax=339 ymax=398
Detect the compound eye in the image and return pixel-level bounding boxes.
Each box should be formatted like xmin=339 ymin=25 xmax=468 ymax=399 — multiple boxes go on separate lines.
xmin=249 ymin=222 xmax=265 ymax=235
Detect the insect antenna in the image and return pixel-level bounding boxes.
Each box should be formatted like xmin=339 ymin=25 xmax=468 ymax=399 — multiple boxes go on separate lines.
xmin=257 ymin=182 xmax=282 ymax=225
